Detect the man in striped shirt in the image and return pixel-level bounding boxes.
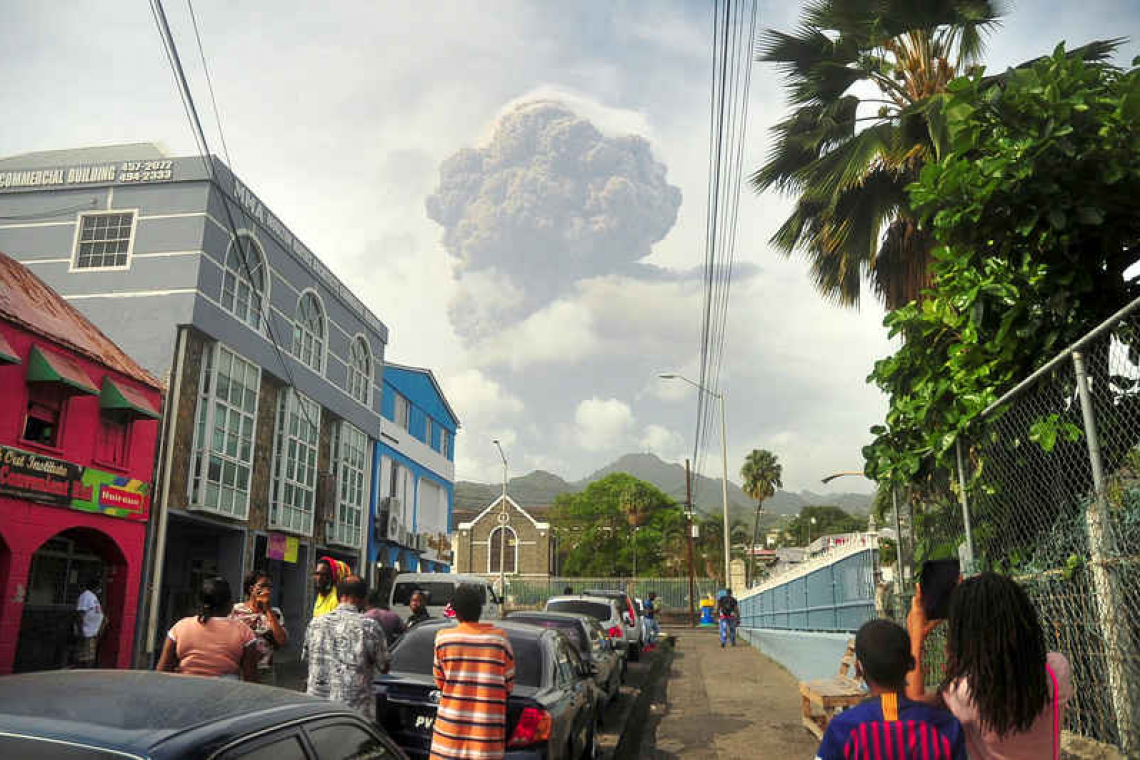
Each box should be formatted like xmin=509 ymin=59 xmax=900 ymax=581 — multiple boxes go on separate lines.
xmin=430 ymin=584 xmax=515 ymax=760
xmin=816 ymin=619 xmax=967 ymax=760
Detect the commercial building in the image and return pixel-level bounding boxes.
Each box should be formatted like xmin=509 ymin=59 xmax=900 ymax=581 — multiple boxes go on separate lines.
xmin=0 ymin=144 xmax=390 ymax=662
xmin=0 ymin=252 xmax=163 ymax=673
xmin=372 ymin=363 xmax=458 ymax=586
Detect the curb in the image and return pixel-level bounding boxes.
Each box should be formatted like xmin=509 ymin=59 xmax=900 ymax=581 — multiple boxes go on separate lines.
xmin=612 ymin=638 xmax=675 ymax=760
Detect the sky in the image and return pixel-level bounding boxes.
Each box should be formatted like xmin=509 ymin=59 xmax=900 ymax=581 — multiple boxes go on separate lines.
xmin=1 ymin=1 xmax=1136 ymax=494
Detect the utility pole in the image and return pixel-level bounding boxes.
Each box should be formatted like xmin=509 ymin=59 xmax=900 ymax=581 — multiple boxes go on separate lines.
xmin=685 ymin=458 xmax=697 ymax=627
xmin=493 ymin=440 xmax=508 ymax=601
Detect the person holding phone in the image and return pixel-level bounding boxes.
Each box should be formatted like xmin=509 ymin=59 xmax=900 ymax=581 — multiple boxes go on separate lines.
xmin=907 ymin=572 xmax=1072 ymax=760
xmin=230 ymin=570 xmax=288 ymax=684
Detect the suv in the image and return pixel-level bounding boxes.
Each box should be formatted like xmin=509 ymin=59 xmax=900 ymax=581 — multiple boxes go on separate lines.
xmin=389 ymin=572 xmax=502 ymax=621
xmin=546 ymin=593 xmax=637 ymax=663
xmin=582 ymin=589 xmax=643 ymax=661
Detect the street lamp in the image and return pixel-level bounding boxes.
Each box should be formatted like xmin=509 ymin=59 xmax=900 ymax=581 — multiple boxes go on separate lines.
xmin=631 ymin=526 xmax=641 ymax=579
xmin=659 ymin=372 xmax=731 ymax=590
xmin=493 ymin=440 xmax=508 ymax=599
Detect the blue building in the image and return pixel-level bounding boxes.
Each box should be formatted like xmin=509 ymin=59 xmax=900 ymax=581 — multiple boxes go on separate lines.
xmin=371 ymin=363 xmax=458 ymax=577
xmin=0 ymin=143 xmax=390 ymax=660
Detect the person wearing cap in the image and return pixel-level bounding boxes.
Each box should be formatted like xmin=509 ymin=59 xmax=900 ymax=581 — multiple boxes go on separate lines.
xmin=312 ymin=556 xmax=351 ymax=618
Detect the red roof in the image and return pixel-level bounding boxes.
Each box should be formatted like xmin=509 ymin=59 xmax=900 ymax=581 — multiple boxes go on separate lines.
xmin=0 ymin=251 xmax=161 ymax=389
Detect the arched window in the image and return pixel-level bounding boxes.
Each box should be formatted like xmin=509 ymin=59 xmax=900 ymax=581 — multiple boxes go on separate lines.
xmin=292 ymin=292 xmax=325 ymax=373
xmin=347 ymin=336 xmax=371 ymax=405
xmin=221 ymin=234 xmax=266 ymax=331
xmin=488 ymin=526 xmax=518 ymax=574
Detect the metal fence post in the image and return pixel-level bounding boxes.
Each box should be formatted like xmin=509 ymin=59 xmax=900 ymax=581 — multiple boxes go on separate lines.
xmin=830 ymin=561 xmax=839 ymax=631
xmin=891 ymin=487 xmax=905 ymax=591
xmin=1072 ymin=350 xmax=1137 ymax=753
xmin=954 ymin=437 xmax=976 ymax=574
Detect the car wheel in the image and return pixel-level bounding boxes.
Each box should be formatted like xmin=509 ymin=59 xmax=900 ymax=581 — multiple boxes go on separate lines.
xmin=628 ymin=643 xmax=640 ymax=662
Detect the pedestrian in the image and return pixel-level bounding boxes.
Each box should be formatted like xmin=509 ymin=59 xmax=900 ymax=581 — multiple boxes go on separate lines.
xmin=312 ymin=556 xmax=350 ymax=619
xmin=907 ymin=573 xmax=1072 ymax=760
xmin=717 ymin=588 xmax=739 ymax=647
xmin=229 ymin=569 xmax=288 ymax=685
xmin=364 ymin=589 xmax=406 ymax=645
xmin=74 ymin=576 xmax=106 ymax=668
xmin=157 ymin=576 xmax=257 ymax=680
xmin=303 ymin=574 xmax=387 ymax=718
xmin=815 ymin=619 xmax=967 ymax=760
xmin=406 ymin=590 xmax=431 ymax=628
xmin=429 ymin=584 xmax=515 ymax=760
xmin=643 ymin=592 xmax=660 ymax=650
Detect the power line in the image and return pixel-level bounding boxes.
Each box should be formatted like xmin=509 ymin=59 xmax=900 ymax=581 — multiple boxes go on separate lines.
xmin=150 ymin=0 xmax=319 ymax=432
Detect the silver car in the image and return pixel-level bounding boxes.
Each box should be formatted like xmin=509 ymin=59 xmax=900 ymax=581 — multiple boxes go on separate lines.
xmin=545 ymin=594 xmax=636 ymax=665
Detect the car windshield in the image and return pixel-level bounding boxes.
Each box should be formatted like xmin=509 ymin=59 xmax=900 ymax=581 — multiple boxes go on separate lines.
xmin=390 ymin=625 xmax=543 ymax=687
xmin=392 ymin=581 xmax=484 ymax=606
xmin=547 ymin=600 xmax=613 ymax=621
xmin=511 ymin=618 xmax=588 ymax=651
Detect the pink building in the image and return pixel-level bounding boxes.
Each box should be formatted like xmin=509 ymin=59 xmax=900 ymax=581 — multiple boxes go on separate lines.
xmin=0 ymin=252 xmax=162 ymax=673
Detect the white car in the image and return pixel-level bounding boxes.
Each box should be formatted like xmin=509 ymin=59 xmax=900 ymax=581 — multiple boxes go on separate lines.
xmin=388 ymin=572 xmax=503 ymax=621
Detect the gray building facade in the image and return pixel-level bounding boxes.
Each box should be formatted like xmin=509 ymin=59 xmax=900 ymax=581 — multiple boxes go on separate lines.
xmin=0 ymin=144 xmax=389 ymax=662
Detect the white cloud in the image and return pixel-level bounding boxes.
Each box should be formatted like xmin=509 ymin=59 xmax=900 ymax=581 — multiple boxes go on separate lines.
xmin=639 ymin=424 xmax=685 ymax=458
xmin=572 ymin=397 xmax=635 ymax=450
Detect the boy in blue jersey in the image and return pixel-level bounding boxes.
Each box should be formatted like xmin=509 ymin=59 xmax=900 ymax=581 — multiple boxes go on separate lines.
xmin=816 ymin=619 xmax=967 ymax=760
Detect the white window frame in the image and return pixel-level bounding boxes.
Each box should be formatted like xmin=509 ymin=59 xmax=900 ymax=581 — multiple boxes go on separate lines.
xmin=220 ymin=232 xmax=268 ymax=332
xmin=269 ymin=389 xmax=321 ymax=536
xmin=424 ymin=417 xmax=434 ymax=448
xmin=292 ymin=289 xmax=326 ymax=374
xmin=189 ymin=343 xmax=260 ymax=520
xmin=440 ymin=428 xmax=451 ymax=458
xmin=488 ymin=526 xmax=519 ymax=575
xmin=347 ymin=335 xmax=372 ymax=406
xmin=69 ymin=209 xmax=139 ymax=272
xmin=328 ymin=421 xmax=370 ymax=549
xmin=394 ymin=392 xmax=410 ymax=431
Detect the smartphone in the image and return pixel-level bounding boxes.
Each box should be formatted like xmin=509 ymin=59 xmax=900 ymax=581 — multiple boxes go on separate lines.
xmin=920 ymin=558 xmax=960 ymax=620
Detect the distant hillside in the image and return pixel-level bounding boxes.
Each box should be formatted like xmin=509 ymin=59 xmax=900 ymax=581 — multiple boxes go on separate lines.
xmin=453 ymin=453 xmax=873 ymax=523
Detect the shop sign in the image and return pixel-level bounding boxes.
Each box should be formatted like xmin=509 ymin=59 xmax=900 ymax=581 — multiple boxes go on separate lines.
xmin=0 ymin=444 xmax=150 ymax=522
xmin=267 ymin=532 xmax=300 ymax=563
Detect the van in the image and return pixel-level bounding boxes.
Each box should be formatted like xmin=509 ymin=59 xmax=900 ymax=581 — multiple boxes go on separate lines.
xmin=388 ymin=573 xmax=503 ymax=621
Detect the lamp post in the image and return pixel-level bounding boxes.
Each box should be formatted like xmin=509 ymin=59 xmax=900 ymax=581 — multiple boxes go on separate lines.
xmin=493 ymin=439 xmax=508 ymax=599
xmin=660 ymin=373 xmax=731 ymax=590
xmin=632 ymin=526 xmax=641 ymax=579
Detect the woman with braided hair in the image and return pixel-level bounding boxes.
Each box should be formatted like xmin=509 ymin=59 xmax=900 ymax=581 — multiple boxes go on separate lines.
xmin=157 ymin=576 xmax=257 ymax=681
xmin=907 ymin=572 xmax=1072 ymax=760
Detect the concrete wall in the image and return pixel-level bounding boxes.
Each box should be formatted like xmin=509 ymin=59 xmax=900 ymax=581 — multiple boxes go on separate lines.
xmin=739 ymin=627 xmax=860 ymax=684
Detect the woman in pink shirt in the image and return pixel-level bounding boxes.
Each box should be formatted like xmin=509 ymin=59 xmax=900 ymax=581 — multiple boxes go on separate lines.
xmin=157 ymin=577 xmax=257 ymax=681
xmin=907 ymin=573 xmax=1072 ymax=760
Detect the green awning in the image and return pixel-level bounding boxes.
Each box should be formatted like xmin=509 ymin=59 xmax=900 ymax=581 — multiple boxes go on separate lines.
xmin=100 ymin=377 xmax=161 ymax=420
xmin=27 ymin=345 xmax=98 ymax=394
xmin=0 ymin=331 xmax=19 ymax=365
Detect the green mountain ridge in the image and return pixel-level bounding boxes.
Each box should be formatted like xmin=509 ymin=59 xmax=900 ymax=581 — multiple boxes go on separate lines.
xmin=453 ymin=452 xmax=873 ymax=522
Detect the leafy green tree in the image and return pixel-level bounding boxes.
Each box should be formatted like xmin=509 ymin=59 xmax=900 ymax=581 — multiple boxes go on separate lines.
xmin=741 ymin=449 xmax=782 ymax=585
xmin=786 ymin=505 xmax=868 ymax=547
xmin=752 ymin=0 xmax=1007 ymax=309
xmin=864 ymin=48 xmax=1140 ymax=569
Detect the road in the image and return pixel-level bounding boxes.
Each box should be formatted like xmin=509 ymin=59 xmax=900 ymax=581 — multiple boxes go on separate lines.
xmin=639 ymin=626 xmax=820 ymax=759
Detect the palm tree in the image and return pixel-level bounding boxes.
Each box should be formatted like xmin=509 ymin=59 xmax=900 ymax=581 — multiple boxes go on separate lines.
xmin=741 ymin=449 xmax=782 ymax=586
xmin=752 ymin=1 xmax=1008 ymax=309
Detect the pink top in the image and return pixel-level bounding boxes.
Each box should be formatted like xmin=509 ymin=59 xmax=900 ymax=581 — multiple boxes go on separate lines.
xmin=168 ymin=616 xmax=257 ymax=678
xmin=942 ymin=652 xmax=1072 ymax=760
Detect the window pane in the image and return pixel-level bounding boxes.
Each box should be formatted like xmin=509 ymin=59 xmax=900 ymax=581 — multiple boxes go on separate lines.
xmin=307 ymin=723 xmax=391 ymax=759
xmin=220 ymin=733 xmax=308 ymax=760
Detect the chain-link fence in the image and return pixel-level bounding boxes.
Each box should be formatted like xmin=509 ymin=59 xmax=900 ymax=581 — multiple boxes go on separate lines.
xmin=887 ymin=301 xmax=1140 ymax=754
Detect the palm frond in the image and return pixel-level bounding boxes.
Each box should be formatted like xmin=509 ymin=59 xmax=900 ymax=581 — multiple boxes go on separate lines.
xmin=751 ymin=97 xmax=859 ymax=193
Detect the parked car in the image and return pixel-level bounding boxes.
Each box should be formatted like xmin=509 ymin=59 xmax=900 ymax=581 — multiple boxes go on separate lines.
xmin=544 ymin=594 xmax=636 ymax=663
xmin=376 ymin=618 xmax=600 ymax=759
xmin=506 ymin=610 xmax=623 ymax=705
xmin=389 ymin=572 xmax=503 ymax=621
xmin=0 ymin=669 xmax=406 ymax=759
xmin=582 ymin=590 xmax=643 ymax=661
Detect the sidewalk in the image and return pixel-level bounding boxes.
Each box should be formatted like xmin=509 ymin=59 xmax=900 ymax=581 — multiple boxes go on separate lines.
xmin=643 ymin=626 xmax=819 ymax=759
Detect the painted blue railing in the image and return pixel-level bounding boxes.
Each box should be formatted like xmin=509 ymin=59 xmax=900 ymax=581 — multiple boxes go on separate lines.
xmin=740 ymin=538 xmax=878 ymax=633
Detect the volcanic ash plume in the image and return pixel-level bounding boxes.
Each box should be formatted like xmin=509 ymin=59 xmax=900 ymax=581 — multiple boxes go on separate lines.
xmin=426 ymin=100 xmax=682 ymax=340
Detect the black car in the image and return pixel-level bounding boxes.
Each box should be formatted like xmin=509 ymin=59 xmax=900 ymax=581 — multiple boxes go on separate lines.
xmin=505 ymin=610 xmax=622 ymax=705
xmin=0 ymin=669 xmax=406 ymax=759
xmin=376 ymin=619 xmax=600 ymax=759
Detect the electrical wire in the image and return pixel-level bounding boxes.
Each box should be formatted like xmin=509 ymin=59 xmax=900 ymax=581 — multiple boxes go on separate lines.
xmin=150 ymin=0 xmax=319 ymax=433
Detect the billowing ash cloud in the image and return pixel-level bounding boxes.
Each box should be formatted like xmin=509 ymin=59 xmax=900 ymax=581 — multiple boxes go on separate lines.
xmin=426 ymin=100 xmax=682 ymax=340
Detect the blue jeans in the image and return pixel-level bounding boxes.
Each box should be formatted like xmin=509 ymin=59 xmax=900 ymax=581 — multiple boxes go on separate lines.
xmin=644 ymin=617 xmax=660 ymax=645
xmin=719 ymin=616 xmax=737 ymax=645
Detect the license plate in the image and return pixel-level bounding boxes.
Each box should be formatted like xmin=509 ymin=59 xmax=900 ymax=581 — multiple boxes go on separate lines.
xmin=408 ymin=710 xmax=436 ymax=734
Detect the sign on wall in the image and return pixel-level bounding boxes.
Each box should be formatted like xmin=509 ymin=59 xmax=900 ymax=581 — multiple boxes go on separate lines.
xmin=0 ymin=160 xmax=174 ymax=190
xmin=0 ymin=444 xmax=150 ymax=522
